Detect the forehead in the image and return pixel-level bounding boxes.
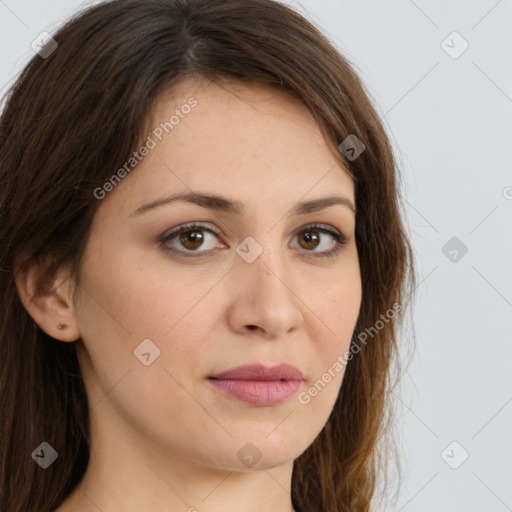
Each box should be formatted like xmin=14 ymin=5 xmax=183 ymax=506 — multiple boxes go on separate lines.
xmin=148 ymin=75 xmax=344 ymax=163
xmin=100 ymin=76 xmax=355 ymax=217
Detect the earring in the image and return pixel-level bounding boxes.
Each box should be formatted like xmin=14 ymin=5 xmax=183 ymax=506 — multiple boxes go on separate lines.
xmin=57 ymin=323 xmax=68 ymax=330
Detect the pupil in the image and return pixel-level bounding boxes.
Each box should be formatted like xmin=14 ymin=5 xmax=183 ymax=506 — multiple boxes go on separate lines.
xmin=180 ymin=230 xmax=203 ymax=249
xmin=302 ymin=231 xmax=319 ymax=249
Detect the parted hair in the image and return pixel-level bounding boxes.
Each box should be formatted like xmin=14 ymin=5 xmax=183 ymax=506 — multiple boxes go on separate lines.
xmin=0 ymin=1 xmax=416 ymax=510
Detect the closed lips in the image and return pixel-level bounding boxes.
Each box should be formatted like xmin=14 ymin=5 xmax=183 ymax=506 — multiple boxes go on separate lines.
xmin=208 ymin=363 xmax=305 ymax=381
xmin=207 ymin=363 xmax=305 ymax=406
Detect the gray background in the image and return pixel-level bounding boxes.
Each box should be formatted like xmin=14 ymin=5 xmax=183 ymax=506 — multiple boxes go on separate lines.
xmin=1 ymin=1 xmax=511 ymax=510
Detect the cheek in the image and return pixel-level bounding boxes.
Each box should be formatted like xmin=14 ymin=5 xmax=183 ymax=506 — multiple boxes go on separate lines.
xmin=73 ymin=244 xmax=224 ymax=402
xmin=72 ymin=252 xmax=211 ymax=446
xmin=300 ymin=269 xmax=361 ymax=405
xmin=76 ymin=240 xmax=221 ymax=339
xmin=310 ymin=243 xmax=361 ymax=319
xmin=310 ymin=271 xmax=362 ymax=344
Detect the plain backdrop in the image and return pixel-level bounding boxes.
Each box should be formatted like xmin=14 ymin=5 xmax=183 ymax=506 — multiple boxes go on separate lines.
xmin=1 ymin=1 xmax=511 ymax=510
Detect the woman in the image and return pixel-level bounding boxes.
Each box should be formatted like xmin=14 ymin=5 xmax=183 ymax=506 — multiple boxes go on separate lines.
xmin=0 ymin=0 xmax=416 ymax=511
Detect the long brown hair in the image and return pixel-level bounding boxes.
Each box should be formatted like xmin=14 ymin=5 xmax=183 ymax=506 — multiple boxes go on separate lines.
xmin=0 ymin=1 xmax=416 ymax=510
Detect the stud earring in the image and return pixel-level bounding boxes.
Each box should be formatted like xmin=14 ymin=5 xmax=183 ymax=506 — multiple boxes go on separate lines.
xmin=57 ymin=323 xmax=68 ymax=330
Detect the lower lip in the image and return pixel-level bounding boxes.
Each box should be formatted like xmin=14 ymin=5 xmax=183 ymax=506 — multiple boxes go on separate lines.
xmin=207 ymin=378 xmax=303 ymax=406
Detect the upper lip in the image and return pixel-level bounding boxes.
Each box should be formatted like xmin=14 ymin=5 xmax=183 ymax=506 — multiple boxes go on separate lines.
xmin=209 ymin=363 xmax=305 ymax=381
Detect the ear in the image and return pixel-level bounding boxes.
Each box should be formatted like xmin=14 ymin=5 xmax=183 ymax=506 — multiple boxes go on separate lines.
xmin=14 ymin=255 xmax=81 ymax=342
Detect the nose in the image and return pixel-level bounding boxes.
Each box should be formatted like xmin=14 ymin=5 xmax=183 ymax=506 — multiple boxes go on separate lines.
xmin=226 ymin=243 xmax=304 ymax=338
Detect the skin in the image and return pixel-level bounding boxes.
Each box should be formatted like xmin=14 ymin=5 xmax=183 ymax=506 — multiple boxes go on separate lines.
xmin=16 ymin=77 xmax=362 ymax=512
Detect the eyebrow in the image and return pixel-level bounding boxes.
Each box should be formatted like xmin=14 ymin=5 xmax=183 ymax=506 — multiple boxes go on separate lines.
xmin=130 ymin=191 xmax=356 ymax=217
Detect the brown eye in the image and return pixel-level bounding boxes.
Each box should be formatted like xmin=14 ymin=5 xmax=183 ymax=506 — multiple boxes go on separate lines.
xmin=298 ymin=230 xmax=321 ymax=250
xmin=179 ymin=229 xmax=205 ymax=250
xmin=161 ymin=223 xmax=222 ymax=258
xmin=292 ymin=224 xmax=348 ymax=258
xmin=161 ymin=222 xmax=347 ymax=260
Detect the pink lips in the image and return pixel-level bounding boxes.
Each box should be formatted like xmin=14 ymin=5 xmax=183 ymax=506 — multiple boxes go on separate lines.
xmin=207 ymin=363 xmax=305 ymax=406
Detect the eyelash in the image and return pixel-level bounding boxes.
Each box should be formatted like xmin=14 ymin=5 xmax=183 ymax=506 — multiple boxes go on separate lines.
xmin=159 ymin=222 xmax=348 ymax=260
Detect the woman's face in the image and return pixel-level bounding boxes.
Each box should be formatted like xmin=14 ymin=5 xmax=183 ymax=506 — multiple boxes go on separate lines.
xmin=71 ymin=77 xmax=362 ymax=472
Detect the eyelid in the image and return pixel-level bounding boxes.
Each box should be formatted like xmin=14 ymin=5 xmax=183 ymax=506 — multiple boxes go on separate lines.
xmin=160 ymin=221 xmax=220 ymax=240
